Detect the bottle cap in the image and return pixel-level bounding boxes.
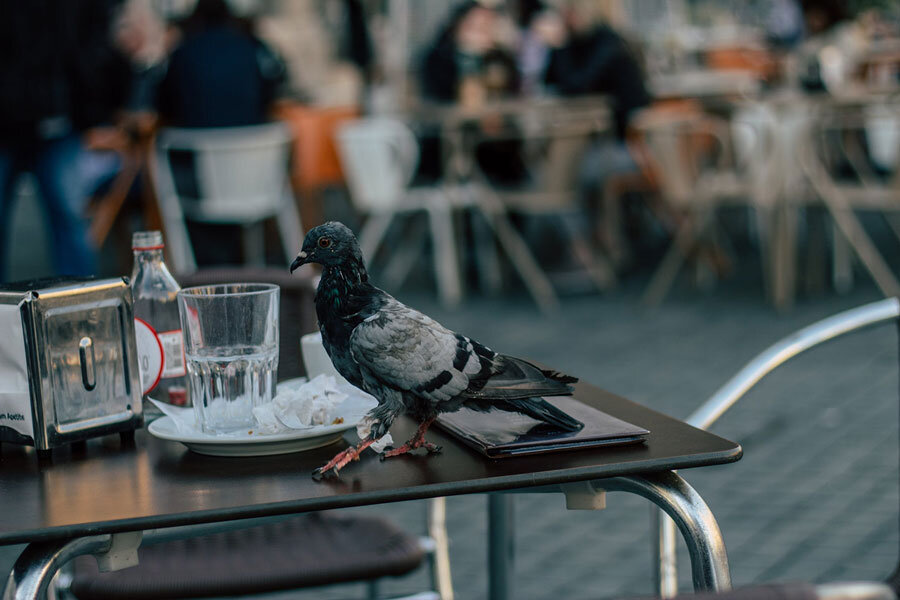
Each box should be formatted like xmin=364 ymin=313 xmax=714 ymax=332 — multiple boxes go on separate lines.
xmin=132 ymin=231 xmax=164 ymax=251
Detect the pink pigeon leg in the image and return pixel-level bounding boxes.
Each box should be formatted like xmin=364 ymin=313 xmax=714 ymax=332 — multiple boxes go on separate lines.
xmin=381 ymin=417 xmax=442 ymax=459
xmin=312 ymin=437 xmax=376 ymax=480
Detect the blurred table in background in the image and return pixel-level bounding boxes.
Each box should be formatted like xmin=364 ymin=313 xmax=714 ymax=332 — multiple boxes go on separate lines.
xmin=648 ymin=69 xmax=763 ymax=104
xmin=404 ymin=95 xmax=613 ymax=312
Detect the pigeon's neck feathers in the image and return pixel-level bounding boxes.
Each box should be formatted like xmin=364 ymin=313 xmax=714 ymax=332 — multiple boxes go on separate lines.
xmin=317 ymin=256 xmax=371 ymax=314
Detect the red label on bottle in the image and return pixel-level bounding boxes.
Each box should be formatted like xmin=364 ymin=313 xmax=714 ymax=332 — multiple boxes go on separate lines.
xmin=134 ymin=318 xmax=164 ymax=395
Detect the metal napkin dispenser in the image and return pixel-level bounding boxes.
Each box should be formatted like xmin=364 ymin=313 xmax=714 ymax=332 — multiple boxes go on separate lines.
xmin=0 ymin=277 xmax=143 ymax=451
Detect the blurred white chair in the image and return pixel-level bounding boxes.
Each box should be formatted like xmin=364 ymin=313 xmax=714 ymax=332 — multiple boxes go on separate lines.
xmin=336 ymin=117 xmax=465 ymax=307
xmin=151 ymin=123 xmax=304 ymax=273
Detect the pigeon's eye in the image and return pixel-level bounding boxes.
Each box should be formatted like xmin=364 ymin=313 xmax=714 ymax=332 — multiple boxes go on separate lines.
xmin=318 ymin=237 xmax=332 ymax=249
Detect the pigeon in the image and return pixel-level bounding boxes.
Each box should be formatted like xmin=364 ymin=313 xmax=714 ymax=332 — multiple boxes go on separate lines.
xmin=290 ymin=222 xmax=582 ymax=479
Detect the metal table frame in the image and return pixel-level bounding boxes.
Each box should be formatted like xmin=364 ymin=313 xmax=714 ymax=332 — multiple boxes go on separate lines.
xmin=3 ymin=469 xmax=730 ymax=600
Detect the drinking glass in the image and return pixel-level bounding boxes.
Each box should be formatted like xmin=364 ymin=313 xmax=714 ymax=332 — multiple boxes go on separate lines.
xmin=177 ymin=283 xmax=279 ymax=434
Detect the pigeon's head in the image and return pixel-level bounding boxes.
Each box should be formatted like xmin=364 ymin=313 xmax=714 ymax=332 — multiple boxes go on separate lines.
xmin=290 ymin=221 xmax=363 ymax=272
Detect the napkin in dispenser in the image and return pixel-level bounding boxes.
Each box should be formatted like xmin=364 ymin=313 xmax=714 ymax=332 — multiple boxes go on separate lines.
xmin=0 ymin=277 xmax=143 ymax=455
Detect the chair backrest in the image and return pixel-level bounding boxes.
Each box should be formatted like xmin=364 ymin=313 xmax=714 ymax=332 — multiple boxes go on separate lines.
xmin=155 ymin=123 xmax=292 ymax=222
xmin=335 ymin=118 xmax=419 ymax=214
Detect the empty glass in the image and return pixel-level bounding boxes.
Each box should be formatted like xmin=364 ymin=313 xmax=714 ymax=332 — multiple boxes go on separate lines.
xmin=177 ymin=283 xmax=279 ymax=434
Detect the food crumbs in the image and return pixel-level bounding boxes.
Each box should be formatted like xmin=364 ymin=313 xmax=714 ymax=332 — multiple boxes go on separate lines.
xmin=331 ymin=417 xmax=344 ymax=425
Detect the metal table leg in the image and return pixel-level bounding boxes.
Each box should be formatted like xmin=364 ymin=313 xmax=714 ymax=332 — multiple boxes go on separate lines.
xmin=594 ymin=473 xmax=731 ymax=592
xmin=487 ymin=471 xmax=731 ymax=600
xmin=488 ymin=495 xmax=515 ymax=600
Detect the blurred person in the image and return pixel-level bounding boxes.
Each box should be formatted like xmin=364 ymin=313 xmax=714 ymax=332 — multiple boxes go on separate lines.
xmin=113 ymin=0 xmax=171 ymax=115
xmin=0 ymin=0 xmax=131 ymax=281
xmin=540 ymin=0 xmax=650 ymax=266
xmin=512 ymin=0 xmax=560 ymax=95
xmin=794 ymin=0 xmax=867 ymax=94
xmin=155 ymin=0 xmax=287 ymax=267
xmin=157 ymin=0 xmax=286 ymax=128
xmin=421 ymin=2 xmax=500 ymax=104
xmin=418 ymin=2 xmax=527 ymax=186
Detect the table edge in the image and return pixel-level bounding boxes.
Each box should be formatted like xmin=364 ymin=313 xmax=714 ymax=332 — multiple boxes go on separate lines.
xmin=0 ymin=444 xmax=740 ymax=546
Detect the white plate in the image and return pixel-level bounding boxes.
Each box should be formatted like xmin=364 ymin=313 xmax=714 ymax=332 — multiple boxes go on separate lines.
xmin=147 ymin=378 xmax=376 ymax=457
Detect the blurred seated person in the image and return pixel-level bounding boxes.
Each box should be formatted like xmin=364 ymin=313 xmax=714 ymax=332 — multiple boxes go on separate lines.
xmin=540 ymin=1 xmax=650 ymax=265
xmin=0 ymin=0 xmax=131 ymax=282
xmin=155 ymin=0 xmax=286 ymax=267
xmin=157 ymin=0 xmax=285 ymax=128
xmin=417 ymin=1 xmax=527 ymax=187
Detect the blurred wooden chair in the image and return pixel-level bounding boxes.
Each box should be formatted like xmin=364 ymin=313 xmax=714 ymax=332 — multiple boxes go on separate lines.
xmin=490 ymin=106 xmax=618 ymax=291
xmin=630 ymin=105 xmax=769 ymax=305
xmin=84 ymin=115 xmax=163 ymax=251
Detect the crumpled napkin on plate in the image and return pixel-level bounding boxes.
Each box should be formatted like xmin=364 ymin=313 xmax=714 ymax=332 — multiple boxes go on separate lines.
xmin=253 ymin=374 xmax=347 ymax=433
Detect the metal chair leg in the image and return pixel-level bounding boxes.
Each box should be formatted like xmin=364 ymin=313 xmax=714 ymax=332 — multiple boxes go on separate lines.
xmin=3 ymin=535 xmax=113 ymax=600
xmin=426 ymin=200 xmax=462 ymax=308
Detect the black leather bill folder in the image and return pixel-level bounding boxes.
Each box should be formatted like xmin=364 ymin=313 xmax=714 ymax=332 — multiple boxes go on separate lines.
xmin=435 ymin=396 xmax=649 ymax=458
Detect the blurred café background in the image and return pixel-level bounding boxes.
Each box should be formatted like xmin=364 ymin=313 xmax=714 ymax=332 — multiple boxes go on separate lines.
xmin=3 ymin=2 xmax=900 ymax=599
xmin=2 ymin=0 xmax=898 ymax=312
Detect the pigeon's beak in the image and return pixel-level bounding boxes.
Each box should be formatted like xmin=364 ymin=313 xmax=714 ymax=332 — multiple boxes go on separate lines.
xmin=290 ymin=251 xmax=308 ymax=274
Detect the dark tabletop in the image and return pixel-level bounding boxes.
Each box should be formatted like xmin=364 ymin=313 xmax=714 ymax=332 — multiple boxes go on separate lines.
xmin=0 ymin=382 xmax=741 ymax=546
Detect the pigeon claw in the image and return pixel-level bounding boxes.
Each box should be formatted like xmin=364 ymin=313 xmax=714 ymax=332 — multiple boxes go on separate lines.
xmin=311 ymin=466 xmax=335 ymax=481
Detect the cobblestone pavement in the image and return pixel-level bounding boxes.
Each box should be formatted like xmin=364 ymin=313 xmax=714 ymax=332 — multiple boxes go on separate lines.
xmin=1 ymin=193 xmax=897 ymax=598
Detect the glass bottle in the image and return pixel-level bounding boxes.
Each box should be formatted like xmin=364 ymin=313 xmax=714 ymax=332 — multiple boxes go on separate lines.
xmin=130 ymin=231 xmax=189 ymax=420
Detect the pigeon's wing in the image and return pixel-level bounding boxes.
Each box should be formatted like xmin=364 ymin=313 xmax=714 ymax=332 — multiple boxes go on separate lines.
xmin=349 ymin=300 xmax=496 ymax=403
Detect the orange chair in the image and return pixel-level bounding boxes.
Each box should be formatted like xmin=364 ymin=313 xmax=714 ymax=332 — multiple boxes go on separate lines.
xmin=273 ymin=102 xmax=359 ymax=229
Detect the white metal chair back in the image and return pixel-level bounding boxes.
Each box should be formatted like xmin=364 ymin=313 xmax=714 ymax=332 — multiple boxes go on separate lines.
xmin=151 ymin=123 xmax=303 ymax=273
xmin=156 ymin=123 xmax=291 ymax=221
xmin=336 ymin=118 xmax=420 ymax=215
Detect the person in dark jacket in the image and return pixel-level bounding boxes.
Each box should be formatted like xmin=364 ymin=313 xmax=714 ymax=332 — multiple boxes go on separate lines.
xmin=155 ymin=0 xmax=286 ymax=267
xmin=156 ymin=0 xmax=285 ymax=128
xmin=418 ymin=2 xmax=527 ymax=186
xmin=0 ymin=0 xmax=131 ymax=281
xmin=539 ymin=3 xmax=651 ymax=266
xmin=544 ymin=12 xmax=649 ymax=140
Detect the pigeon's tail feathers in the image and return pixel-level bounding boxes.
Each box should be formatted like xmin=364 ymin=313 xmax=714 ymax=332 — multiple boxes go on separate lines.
xmin=464 ymin=355 xmax=577 ymax=400
xmin=502 ymin=397 xmax=584 ymax=432
xmin=538 ymin=368 xmax=578 ymax=385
